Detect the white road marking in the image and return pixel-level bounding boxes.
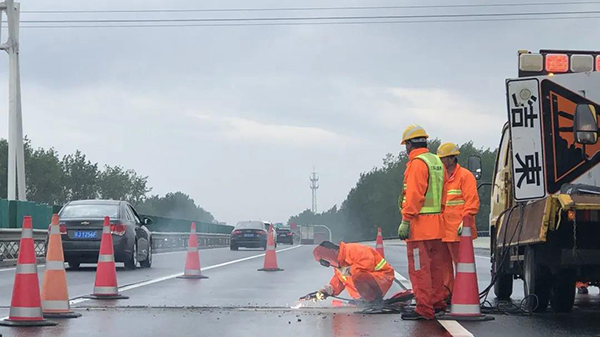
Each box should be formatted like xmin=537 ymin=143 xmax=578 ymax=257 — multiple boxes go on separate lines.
xmin=69 ymin=245 xmax=303 ymax=306
xmin=0 ymin=245 xmax=304 ymax=318
xmin=153 ymin=246 xmax=229 ymax=256
xmin=437 ymin=320 xmax=474 ymax=337
xmin=394 ymin=271 xmax=412 ymax=289
xmin=0 ymin=247 xmax=254 ymax=271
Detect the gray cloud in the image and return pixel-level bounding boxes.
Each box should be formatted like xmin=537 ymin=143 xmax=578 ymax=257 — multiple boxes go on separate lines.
xmin=0 ymin=0 xmax=597 ymax=222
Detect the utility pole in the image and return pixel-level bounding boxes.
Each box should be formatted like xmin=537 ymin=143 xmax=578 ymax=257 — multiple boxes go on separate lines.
xmin=1 ymin=0 xmax=26 ymax=200
xmin=310 ymin=168 xmax=319 ymax=213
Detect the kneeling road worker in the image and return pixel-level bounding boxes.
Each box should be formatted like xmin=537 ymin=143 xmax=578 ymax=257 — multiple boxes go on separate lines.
xmin=311 ymin=241 xmax=395 ymax=305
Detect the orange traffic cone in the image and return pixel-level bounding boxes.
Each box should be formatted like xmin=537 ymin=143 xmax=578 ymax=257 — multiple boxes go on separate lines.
xmin=84 ymin=216 xmax=128 ymax=299
xmin=41 ymin=214 xmax=81 ymax=318
xmin=0 ymin=216 xmax=57 ymax=327
xmin=177 ymin=222 xmax=208 ymax=279
xmin=375 ymin=227 xmax=385 ymax=258
xmin=258 ymin=224 xmax=283 ymax=272
xmin=439 ymin=216 xmax=493 ymax=321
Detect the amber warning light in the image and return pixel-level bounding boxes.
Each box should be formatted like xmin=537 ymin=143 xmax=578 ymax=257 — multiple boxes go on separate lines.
xmin=545 ymin=54 xmax=568 ymax=73
xmin=518 ymin=50 xmax=600 ymax=77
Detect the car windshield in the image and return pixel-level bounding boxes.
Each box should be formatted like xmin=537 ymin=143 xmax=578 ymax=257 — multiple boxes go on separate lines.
xmin=235 ymin=222 xmax=264 ymax=230
xmin=277 ymin=229 xmax=290 ymax=232
xmin=60 ymin=204 xmax=119 ymax=219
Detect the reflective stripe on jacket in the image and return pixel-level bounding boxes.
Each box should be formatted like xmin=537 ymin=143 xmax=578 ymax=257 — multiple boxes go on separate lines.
xmin=328 ymin=242 xmax=394 ymax=299
xmin=400 ymin=148 xmax=445 ymax=241
xmin=442 ymin=164 xmax=479 ymax=242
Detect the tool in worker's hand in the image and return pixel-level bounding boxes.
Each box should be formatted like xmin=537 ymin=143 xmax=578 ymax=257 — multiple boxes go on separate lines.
xmin=299 ymin=291 xmax=319 ymax=301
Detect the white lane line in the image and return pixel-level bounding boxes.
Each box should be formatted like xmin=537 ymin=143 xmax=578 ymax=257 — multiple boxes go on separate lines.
xmin=0 ymin=247 xmax=246 ymax=271
xmin=153 ymin=246 xmax=229 ymax=256
xmin=437 ymin=320 xmax=474 ymax=337
xmin=475 ymin=255 xmax=489 ymax=260
xmin=1 ymin=245 xmax=305 ymax=317
xmin=69 ymin=245 xmax=303 ymax=306
xmin=394 ymin=271 xmax=412 ymax=290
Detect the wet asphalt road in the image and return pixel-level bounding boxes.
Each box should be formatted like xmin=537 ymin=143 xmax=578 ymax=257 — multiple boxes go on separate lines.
xmin=1 ymin=242 xmax=600 ymax=336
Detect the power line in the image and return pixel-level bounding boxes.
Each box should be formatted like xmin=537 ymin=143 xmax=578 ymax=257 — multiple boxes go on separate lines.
xmin=15 ymin=15 xmax=600 ymax=29
xmin=16 ymin=10 xmax=600 ymax=24
xmin=19 ymin=1 xmax=600 ymax=14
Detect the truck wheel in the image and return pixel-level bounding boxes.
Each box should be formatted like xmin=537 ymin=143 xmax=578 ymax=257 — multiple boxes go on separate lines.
xmin=550 ymin=270 xmax=575 ymax=312
xmin=494 ymin=271 xmax=513 ymax=300
xmin=230 ymin=244 xmax=238 ymax=251
xmin=493 ymin=248 xmax=513 ymax=300
xmin=523 ymin=246 xmax=551 ymax=312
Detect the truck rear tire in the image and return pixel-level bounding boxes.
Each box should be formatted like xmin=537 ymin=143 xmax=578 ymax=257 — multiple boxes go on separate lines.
xmin=523 ymin=246 xmax=551 ymax=312
xmin=493 ymin=248 xmax=513 ymax=300
xmin=550 ymin=271 xmax=575 ymax=312
xmin=494 ymin=272 xmax=513 ymax=300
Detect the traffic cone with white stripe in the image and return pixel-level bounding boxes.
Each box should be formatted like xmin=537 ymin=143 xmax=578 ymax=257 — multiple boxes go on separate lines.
xmin=258 ymin=224 xmax=283 ymax=272
xmin=84 ymin=216 xmax=129 ymax=299
xmin=41 ymin=214 xmax=81 ymax=318
xmin=177 ymin=222 xmax=208 ymax=279
xmin=0 ymin=216 xmax=57 ymax=327
xmin=439 ymin=216 xmax=493 ymax=321
xmin=375 ymin=227 xmax=385 ymax=258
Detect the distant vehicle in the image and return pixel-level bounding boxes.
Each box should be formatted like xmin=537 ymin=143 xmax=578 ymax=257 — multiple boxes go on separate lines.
xmin=230 ymin=221 xmax=277 ymax=250
xmin=54 ymin=200 xmax=153 ymax=270
xmin=300 ymin=226 xmax=314 ymax=244
xmin=276 ymin=227 xmax=294 ymax=245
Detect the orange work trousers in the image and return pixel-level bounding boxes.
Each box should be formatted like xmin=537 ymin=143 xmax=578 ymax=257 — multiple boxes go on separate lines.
xmin=407 ymin=239 xmax=446 ymax=319
xmin=442 ymin=241 xmax=460 ymax=299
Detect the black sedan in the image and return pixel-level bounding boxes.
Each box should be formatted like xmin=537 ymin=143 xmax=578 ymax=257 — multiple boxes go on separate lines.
xmin=55 ymin=200 xmax=153 ymax=270
xmin=230 ymin=221 xmax=276 ymax=250
xmin=276 ymin=228 xmax=294 ymax=244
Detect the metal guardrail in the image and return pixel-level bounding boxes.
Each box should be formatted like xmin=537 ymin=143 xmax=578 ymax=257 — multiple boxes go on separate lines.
xmin=0 ymin=229 xmax=230 ymax=262
xmin=0 ymin=228 xmax=47 ymax=260
xmin=151 ymin=231 xmax=230 ymax=252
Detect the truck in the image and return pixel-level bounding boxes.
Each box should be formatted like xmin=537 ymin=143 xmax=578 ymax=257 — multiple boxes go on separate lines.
xmin=300 ymin=226 xmax=314 ymax=244
xmin=485 ymin=49 xmax=600 ymax=313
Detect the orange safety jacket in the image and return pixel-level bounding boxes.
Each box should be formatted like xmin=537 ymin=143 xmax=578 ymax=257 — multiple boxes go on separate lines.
xmin=442 ymin=164 xmax=479 ymax=242
xmin=400 ymin=148 xmax=446 ymax=241
xmin=328 ymin=242 xmax=394 ymax=299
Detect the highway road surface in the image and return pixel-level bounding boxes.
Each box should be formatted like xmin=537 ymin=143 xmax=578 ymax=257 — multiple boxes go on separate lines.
xmin=1 ymin=242 xmax=600 ymax=336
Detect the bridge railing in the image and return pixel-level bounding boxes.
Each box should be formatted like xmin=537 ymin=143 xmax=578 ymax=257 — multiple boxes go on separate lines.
xmin=0 ymin=229 xmax=230 ymax=264
xmin=151 ymin=231 xmax=230 ymax=252
xmin=0 ymin=228 xmax=47 ymax=261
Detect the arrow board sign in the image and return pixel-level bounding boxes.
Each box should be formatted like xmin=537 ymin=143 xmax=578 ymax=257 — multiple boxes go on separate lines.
xmin=541 ymin=79 xmax=600 ymax=194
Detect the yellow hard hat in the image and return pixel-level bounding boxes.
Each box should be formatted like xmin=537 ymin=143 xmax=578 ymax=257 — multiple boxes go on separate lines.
xmin=401 ymin=124 xmax=429 ymax=144
xmin=437 ymin=142 xmax=460 ymax=158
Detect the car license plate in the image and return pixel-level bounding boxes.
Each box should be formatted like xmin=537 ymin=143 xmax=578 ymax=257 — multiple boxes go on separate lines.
xmin=244 ymin=233 xmax=254 ymax=237
xmin=74 ymin=230 xmax=98 ymax=239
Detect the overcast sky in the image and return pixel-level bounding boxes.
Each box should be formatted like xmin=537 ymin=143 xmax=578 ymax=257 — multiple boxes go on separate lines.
xmin=0 ymin=0 xmax=597 ymax=224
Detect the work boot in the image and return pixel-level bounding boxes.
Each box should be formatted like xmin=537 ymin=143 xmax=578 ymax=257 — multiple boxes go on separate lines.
xmin=401 ymin=310 xmax=432 ymax=321
xmin=578 ymin=286 xmax=589 ymax=295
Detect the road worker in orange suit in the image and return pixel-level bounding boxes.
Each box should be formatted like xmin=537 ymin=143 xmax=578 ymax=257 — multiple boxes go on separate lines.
xmin=437 ymin=142 xmax=480 ymax=300
xmin=397 ymin=125 xmax=447 ymax=320
xmin=312 ymin=241 xmax=395 ymax=304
